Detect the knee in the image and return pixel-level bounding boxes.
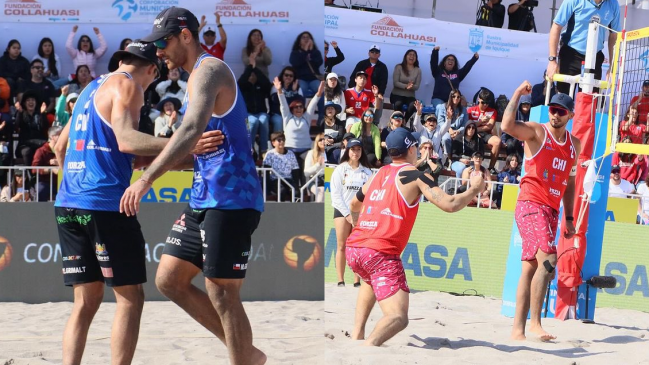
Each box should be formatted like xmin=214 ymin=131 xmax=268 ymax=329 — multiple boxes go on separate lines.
xmin=155 ymin=271 xmax=184 ymax=299
xmin=207 ymin=282 xmax=241 ymax=312
xmin=74 ymin=289 xmax=103 ymax=315
xmin=390 ymin=313 xmax=409 ymax=331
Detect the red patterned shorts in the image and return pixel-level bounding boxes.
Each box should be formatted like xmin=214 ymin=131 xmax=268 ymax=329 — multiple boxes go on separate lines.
xmin=345 ymin=246 xmax=410 ymax=301
xmin=515 ymin=200 xmax=559 ymax=261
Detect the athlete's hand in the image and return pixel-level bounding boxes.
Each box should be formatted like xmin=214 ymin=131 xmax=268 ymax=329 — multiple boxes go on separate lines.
xmin=120 ymin=179 xmax=152 ymax=217
xmin=192 ymin=130 xmax=224 ymax=155
xmin=517 ymin=80 xmax=532 ymax=95
xmin=563 ymin=219 xmax=576 ymax=239
xmin=469 ymin=174 xmax=486 ymax=194
xmin=345 ymin=215 xmax=353 ymax=225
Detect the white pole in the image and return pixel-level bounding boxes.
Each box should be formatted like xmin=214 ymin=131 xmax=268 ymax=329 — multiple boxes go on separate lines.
xmin=581 ymin=18 xmax=600 ymax=94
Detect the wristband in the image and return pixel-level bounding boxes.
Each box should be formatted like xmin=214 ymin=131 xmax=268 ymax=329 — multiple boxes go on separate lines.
xmin=565 ymin=216 xmax=574 ymax=221
xmin=217 ymin=24 xmax=223 ymax=28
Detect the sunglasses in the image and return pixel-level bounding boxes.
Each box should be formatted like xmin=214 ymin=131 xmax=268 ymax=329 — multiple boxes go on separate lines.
xmin=466 ymin=125 xmax=476 ymax=129
xmin=363 ymin=114 xmax=374 ymax=118
xmin=369 ymin=50 xmax=379 ymax=54
xmin=478 ymin=100 xmax=488 ymax=105
xmin=283 ymin=73 xmax=294 ymax=78
xmin=392 ymin=115 xmax=403 ymax=120
xmin=549 ymin=106 xmax=569 ymax=117
xmin=153 ymin=33 xmax=177 ymax=50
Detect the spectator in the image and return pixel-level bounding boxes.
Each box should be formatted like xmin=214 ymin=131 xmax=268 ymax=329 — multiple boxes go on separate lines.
xmin=66 ymin=26 xmax=108 ymax=78
xmin=31 ymin=125 xmax=61 ymax=201
xmin=415 ymin=139 xmax=443 ymax=182
xmin=637 ymin=174 xmax=649 ymax=225
xmin=66 ymin=65 xmax=93 ymax=96
xmin=269 ymin=66 xmax=303 ymax=134
xmin=343 ymin=71 xmax=383 ymax=129
xmin=612 ymin=137 xmax=647 ymax=186
xmin=107 ymin=38 xmax=133 ymax=73
xmin=547 ymin=0 xmax=620 ymax=95
xmin=330 ymin=137 xmax=372 ymax=286
xmin=349 ymin=108 xmax=381 ymax=167
xmin=467 ymin=89 xmax=501 ymax=174
xmin=290 ymin=31 xmax=323 ymax=98
xmin=304 ymin=133 xmax=326 ymax=202
xmin=198 ymin=13 xmax=227 ymax=60
xmin=54 ymin=85 xmax=78 ymax=127
xmin=263 ymin=132 xmax=300 ymax=200
xmin=154 ymin=97 xmax=182 ymax=138
xmin=332 ymin=132 xmax=356 ymax=164
xmin=17 ymin=59 xmax=56 ymax=114
xmin=14 ymin=90 xmax=48 ymax=167
xmin=476 ymin=0 xmax=506 ymax=28
xmin=347 ymin=44 xmax=388 ymax=96
xmin=412 ymin=102 xmax=452 ymax=167
xmin=155 ymin=67 xmax=187 ymax=102
xmin=238 ymin=54 xmax=272 ymax=159
xmin=629 ymin=80 xmax=649 ymax=125
xmin=324 ymin=72 xmax=346 ymax=121
xmin=429 ymin=46 xmax=478 ymax=109
xmin=461 ymin=151 xmax=496 ymax=208
xmin=391 ymin=49 xmax=421 ymax=122
xmin=320 ymin=101 xmax=345 ymax=162
xmin=33 ymin=38 xmax=66 ymax=89
xmin=380 ymin=111 xmax=407 ymax=165
xmin=0 ymin=76 xmax=10 ymax=123
xmin=451 ymin=122 xmax=484 ymax=178
xmin=0 ymin=113 xmax=10 ymax=182
xmin=501 ymin=94 xmax=531 ymax=160
xmin=609 ymin=164 xmax=636 ymax=198
xmin=0 ymin=40 xmax=31 ymax=96
xmin=494 ymin=154 xmax=521 ymax=207
xmin=531 ymin=70 xmax=557 ymax=107
xmin=0 ymin=169 xmax=33 ymax=202
xmin=324 ymin=40 xmax=344 ymax=74
xmin=438 ymin=91 xmax=469 ymax=162
xmin=242 ymin=29 xmax=272 ymax=78
xmin=619 ymin=104 xmax=646 ymax=144
xmin=508 ymin=0 xmax=535 ymax=31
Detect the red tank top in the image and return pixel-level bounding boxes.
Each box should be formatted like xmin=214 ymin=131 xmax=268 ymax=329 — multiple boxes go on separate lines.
xmin=346 ymin=164 xmax=419 ymax=255
xmin=518 ymin=125 xmax=576 ymax=211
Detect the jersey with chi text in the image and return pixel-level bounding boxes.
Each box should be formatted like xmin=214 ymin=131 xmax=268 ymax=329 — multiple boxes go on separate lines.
xmin=518 ymin=124 xmax=576 ymax=212
xmin=183 ymin=52 xmax=263 ymax=212
xmin=344 ymin=88 xmax=376 ymax=118
xmin=346 ymin=163 xmax=419 ymax=255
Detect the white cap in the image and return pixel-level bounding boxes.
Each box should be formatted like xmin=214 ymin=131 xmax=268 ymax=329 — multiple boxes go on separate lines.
xmin=369 ymin=44 xmax=380 ymax=52
xmin=66 ymin=93 xmax=79 ymax=103
xmin=326 ymin=72 xmax=338 ymax=80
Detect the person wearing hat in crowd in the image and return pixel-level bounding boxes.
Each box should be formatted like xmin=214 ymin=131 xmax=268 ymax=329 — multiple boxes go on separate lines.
xmin=344 ymin=70 xmax=383 ymax=130
xmin=16 ymin=58 xmax=56 ymax=115
xmin=608 ymin=164 xmax=636 ymax=198
xmin=349 ymin=108 xmax=382 ymax=167
xmin=324 ymin=72 xmax=346 ymax=121
xmin=31 ymin=125 xmax=62 ymax=201
xmin=53 ymin=39 xmax=222 ymax=365
xmin=347 ymin=44 xmax=388 ymax=96
xmin=54 ymin=85 xmax=79 ymax=127
xmin=198 ymin=12 xmax=227 ymax=60
xmin=15 ymin=89 xmax=48 ymax=168
xmin=0 ymin=167 xmax=34 ymax=202
xmin=324 ymin=40 xmax=345 ymax=75
xmin=629 ymin=80 xmax=649 ymax=125
xmin=502 ymin=81 xmax=581 ymax=342
xmin=320 ymin=100 xmax=345 ymax=162
xmin=412 ymin=100 xmax=452 ymax=168
xmin=332 ymin=132 xmax=356 ymax=164
xmin=154 ymin=97 xmax=183 ymax=138
xmin=380 ymin=110 xmax=408 ymax=165
xmin=346 ymin=127 xmax=485 ymax=346
xmin=120 ymin=7 xmax=265 ymax=365
xmin=415 ymin=138 xmax=443 ymax=182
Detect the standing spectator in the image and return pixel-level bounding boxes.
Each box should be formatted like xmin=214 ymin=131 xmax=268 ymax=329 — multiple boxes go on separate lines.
xmin=467 ymin=89 xmax=501 ymax=174
xmin=32 ymin=125 xmax=61 ymax=201
xmin=66 ymin=65 xmax=93 ymax=96
xmin=0 ymin=169 xmax=33 ymax=202
xmin=531 ymin=71 xmax=556 ymax=107
xmin=54 ymin=85 xmax=78 ymax=127
xmin=0 ymin=40 xmax=31 ymax=96
xmin=320 ymin=101 xmax=346 ymax=162
xmin=330 ymin=138 xmax=372 ymax=287
xmin=198 ymin=13 xmax=227 ymax=60
xmin=502 ymin=94 xmax=531 ymax=160
xmin=438 ymin=91 xmax=469 ymax=161
xmin=349 ymin=108 xmax=381 ymax=167
xmin=304 ymin=133 xmax=326 ymax=202
xmin=412 ymin=102 xmax=452 ymax=167
xmin=475 ymin=0 xmax=506 ymax=28
xmin=324 ymin=40 xmax=344 ymax=74
xmin=508 ymin=0 xmax=535 ymax=31
xmin=547 ymin=0 xmax=620 ymax=95
xmin=619 ymin=105 xmax=646 ymax=144
xmin=17 ymin=59 xmax=56 ymax=114
xmin=343 ymin=71 xmax=383 ymax=129
xmin=629 ymin=80 xmax=649 ymax=125
xmin=415 ymin=139 xmax=443 ymax=182
xmin=107 ymin=38 xmax=133 ymax=74
xmin=239 ymin=53 xmax=272 ymax=159
xmin=263 ymin=132 xmax=300 ymax=200
xmin=290 ymin=31 xmax=323 ymax=98
xmin=637 ymin=175 xmax=649 ymax=225
xmin=391 ymin=49 xmax=421 ymax=122
xmin=66 ymin=26 xmax=108 ymax=78
xmin=153 ymin=97 xmax=182 ymax=138
xmin=429 ymin=46 xmax=478 ymax=109
xmin=33 ymin=38 xmax=66 ymax=89
xmin=608 ymin=164 xmax=636 ymax=198
xmin=269 ymin=66 xmax=303 ymax=134
xmin=347 ymin=44 xmax=388 ymax=96
xmin=155 ymin=67 xmax=187 ymax=101
xmin=241 ymin=29 xmax=272 ymax=78
xmin=494 ymin=154 xmax=521 ymax=207
xmin=324 ymin=72 xmax=346 ymax=121
xmin=451 ymin=122 xmax=484 ymax=178
xmin=14 ymin=90 xmax=48 ymax=167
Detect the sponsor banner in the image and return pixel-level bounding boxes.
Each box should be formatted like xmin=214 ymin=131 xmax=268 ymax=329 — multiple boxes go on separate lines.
xmin=131 ymin=170 xmax=193 ymax=203
xmin=0 ymin=202 xmax=323 ymax=302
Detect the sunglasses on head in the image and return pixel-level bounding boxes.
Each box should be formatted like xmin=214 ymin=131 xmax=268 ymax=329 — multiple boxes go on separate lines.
xmin=153 ymin=33 xmax=178 ymax=50
xmin=549 ymin=106 xmax=569 ymax=117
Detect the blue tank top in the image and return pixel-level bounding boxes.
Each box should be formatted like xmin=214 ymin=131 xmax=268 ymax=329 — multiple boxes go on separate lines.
xmin=184 ymin=53 xmax=264 ymax=212
xmin=55 ymin=72 xmax=136 ymax=211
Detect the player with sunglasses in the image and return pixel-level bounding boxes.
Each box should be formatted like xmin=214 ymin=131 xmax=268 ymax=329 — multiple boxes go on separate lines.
xmin=501 ymin=81 xmax=581 ymax=342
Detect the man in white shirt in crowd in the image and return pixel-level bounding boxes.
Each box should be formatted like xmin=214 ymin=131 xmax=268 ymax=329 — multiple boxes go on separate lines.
xmin=608 ymin=165 xmax=636 ymax=198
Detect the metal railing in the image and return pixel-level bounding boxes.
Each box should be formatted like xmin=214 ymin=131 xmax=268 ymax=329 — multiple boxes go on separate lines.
xmin=436 ymin=177 xmax=517 ymax=209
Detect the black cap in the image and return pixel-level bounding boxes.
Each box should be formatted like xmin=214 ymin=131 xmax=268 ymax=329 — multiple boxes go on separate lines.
xmin=549 ymin=93 xmax=575 ymax=112
xmin=347 ymin=138 xmax=362 ymax=148
xmin=386 ymin=128 xmax=418 ymax=156
xmin=611 ymin=165 xmax=621 ymax=173
xmin=355 ymin=70 xmax=368 ymax=78
xmin=141 ymin=7 xmax=199 ymax=42
xmin=111 ymin=40 xmax=162 ymax=71
xmin=343 ymin=132 xmax=356 ymax=141
xmin=472 ymin=151 xmax=483 ymax=158
xmin=643 ymin=80 xmax=649 ymax=87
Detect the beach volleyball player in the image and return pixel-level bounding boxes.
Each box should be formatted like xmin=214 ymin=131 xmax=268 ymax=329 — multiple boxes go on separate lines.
xmin=501 ymin=81 xmax=581 ymax=341
xmin=119 ymin=7 xmax=266 ymax=365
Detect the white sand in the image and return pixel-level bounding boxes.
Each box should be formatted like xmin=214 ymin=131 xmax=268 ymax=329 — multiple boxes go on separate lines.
xmin=324 ymin=283 xmax=649 ymax=365
xmin=0 ymin=300 xmax=323 ymax=365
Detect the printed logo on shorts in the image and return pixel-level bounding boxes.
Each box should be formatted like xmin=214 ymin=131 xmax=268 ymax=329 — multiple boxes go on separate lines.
xmin=165 ymin=237 xmax=181 ymax=246
xmin=95 ymin=243 xmax=110 ymax=262
xmin=233 ymin=263 xmax=248 ymax=271
xmin=62 ymin=266 xmax=86 ymax=274
xmin=200 ymin=229 xmax=205 ymax=243
xmin=62 ymin=255 xmax=82 ymax=261
xmin=172 ymin=214 xmax=187 ymax=233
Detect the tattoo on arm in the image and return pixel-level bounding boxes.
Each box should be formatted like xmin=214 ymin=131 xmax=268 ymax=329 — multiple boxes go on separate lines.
xmin=351 ymin=211 xmax=360 ymax=226
xmin=426 ymin=187 xmax=442 ymax=202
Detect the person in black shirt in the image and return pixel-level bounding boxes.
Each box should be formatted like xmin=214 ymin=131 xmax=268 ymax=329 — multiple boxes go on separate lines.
xmin=17 ymin=59 xmax=56 ymax=114
xmin=508 ymin=0 xmax=534 ymax=31
xmin=475 ymin=0 xmax=505 ymax=28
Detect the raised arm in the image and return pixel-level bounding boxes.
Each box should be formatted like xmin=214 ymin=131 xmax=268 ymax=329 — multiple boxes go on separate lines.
xmin=501 ymin=81 xmax=540 ymax=142
xmin=66 ymin=27 xmax=78 ymax=58
xmin=93 ymin=28 xmax=108 ymax=59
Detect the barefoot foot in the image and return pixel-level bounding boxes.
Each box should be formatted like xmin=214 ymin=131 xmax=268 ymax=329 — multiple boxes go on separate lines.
xmin=510 ymin=331 xmax=526 ymax=341
xmin=529 ymin=326 xmax=556 ymax=341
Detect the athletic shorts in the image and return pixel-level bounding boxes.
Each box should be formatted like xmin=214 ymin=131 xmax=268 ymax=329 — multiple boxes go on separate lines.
xmin=333 ymin=208 xmax=345 ymax=219
xmin=162 ymin=206 xmax=261 ymax=279
xmin=54 ymin=207 xmax=146 ymax=287
xmin=515 ymin=200 xmax=559 ymax=261
xmin=478 ymin=132 xmax=495 ymax=144
xmin=346 ymin=246 xmax=410 ymax=301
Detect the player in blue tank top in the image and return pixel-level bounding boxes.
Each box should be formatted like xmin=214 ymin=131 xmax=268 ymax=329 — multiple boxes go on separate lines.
xmin=126 ymin=7 xmax=266 ymax=365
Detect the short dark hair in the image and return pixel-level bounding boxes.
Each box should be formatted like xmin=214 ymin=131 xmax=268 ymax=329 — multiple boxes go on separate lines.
xmin=30 ymin=59 xmax=44 ymax=67
xmin=119 ymin=54 xmax=154 ymax=69
xmin=388 ymin=148 xmax=408 ymax=158
xmin=271 ymin=132 xmax=285 ymax=141
xmin=478 ymin=89 xmax=492 ymax=104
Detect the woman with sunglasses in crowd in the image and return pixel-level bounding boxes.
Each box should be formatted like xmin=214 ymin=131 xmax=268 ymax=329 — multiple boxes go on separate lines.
xmin=349 ymin=108 xmax=381 ymax=167
xmin=66 ymin=25 xmax=107 ymax=78
xmin=379 ymin=110 xmax=407 ymax=165
xmin=451 ymin=122 xmax=484 ymax=178
xmin=269 ymin=66 xmax=303 ymax=134
xmin=430 ymin=45 xmax=479 ymax=109
xmin=324 ymin=72 xmax=346 ymax=121
xmin=439 ymin=89 xmax=468 ymax=163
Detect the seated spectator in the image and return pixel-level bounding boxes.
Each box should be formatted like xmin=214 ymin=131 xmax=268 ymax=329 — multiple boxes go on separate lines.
xmin=32 ymin=125 xmax=61 ymax=201
xmin=344 ymin=71 xmax=383 ymax=130
xmin=324 ymin=40 xmax=344 ymax=74
xmin=154 ymin=97 xmax=182 ymax=138
xmin=415 ymin=139 xmax=443 ymax=181
xmin=637 ymin=174 xmax=649 ymax=224
xmin=412 ymin=101 xmax=451 ymax=167
xmin=324 ymin=72 xmax=346 ymax=121
xmin=320 ymin=101 xmax=345 ymax=162
xmin=451 ymin=122 xmax=484 ymax=178
xmin=290 ymin=31 xmax=323 ymax=98
xmin=439 ymin=90 xmax=469 ymax=161
xmin=349 ymin=108 xmax=381 ymax=167
xmin=531 ymin=71 xmax=556 ymax=107
xmin=390 ymin=49 xmax=421 ymax=122
xmin=347 ymin=44 xmax=388 ymax=96
xmin=619 ymin=105 xmax=646 ymax=144
xmin=467 ymin=89 xmax=501 ymax=174
xmin=238 ymin=54 xmax=271 ymax=159
xmin=612 ymin=138 xmax=647 ymax=186
xmin=0 ymin=168 xmax=33 ymax=202
xmin=501 ymin=94 xmax=531 ymax=160
xmin=304 ymin=133 xmax=326 ymax=202
xmin=66 ymin=26 xmax=107 ymax=78
xmin=15 ymin=90 xmax=48 ymax=167
xmin=155 ymin=67 xmax=187 ymax=101
xmin=461 ymin=152 xmax=496 ymax=208
xmin=54 ymin=86 xmax=78 ymax=127
xmin=66 ymin=65 xmax=93 ymax=96
xmin=609 ymin=164 xmax=636 ymax=198
xmin=263 ymin=132 xmax=300 ymax=200
xmin=380 ymin=110 xmax=407 ymax=164
xmin=107 ymin=38 xmax=133 ymax=73
xmin=0 ymin=40 xmax=30 ymax=97
xmin=429 ymin=46 xmax=478 ymax=109
xmin=269 ymin=66 xmax=303 ymax=134
xmin=199 ymin=13 xmax=227 ymax=60
xmin=629 ymin=79 xmax=649 ymax=125
xmin=17 ymin=59 xmax=56 ymax=114
xmin=331 ymin=132 xmax=356 ymax=164
xmin=494 ymin=154 xmax=521 ymax=207
xmin=242 ymin=29 xmax=272 ymax=78
xmin=33 ymin=38 xmax=66 ymax=89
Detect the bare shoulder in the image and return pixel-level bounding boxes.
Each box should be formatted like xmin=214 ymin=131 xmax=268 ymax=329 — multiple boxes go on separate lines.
xmin=570 ymin=133 xmax=581 ymax=149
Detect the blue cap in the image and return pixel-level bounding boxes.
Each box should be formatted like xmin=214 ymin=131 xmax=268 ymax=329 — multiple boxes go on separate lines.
xmin=386 ymin=128 xmax=418 ymax=156
xmin=347 ymin=138 xmax=362 ymax=148
xmin=549 ymin=93 xmax=574 ymax=112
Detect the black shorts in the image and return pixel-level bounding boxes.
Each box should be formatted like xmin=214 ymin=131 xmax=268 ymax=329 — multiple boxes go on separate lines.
xmin=478 ymin=132 xmax=495 ymax=144
xmin=55 ymin=207 xmax=147 ymax=287
xmin=333 ymin=208 xmax=345 ymax=219
xmin=162 ymin=206 xmax=261 ymax=279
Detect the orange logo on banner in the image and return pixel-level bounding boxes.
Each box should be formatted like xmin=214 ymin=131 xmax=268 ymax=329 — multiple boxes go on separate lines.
xmin=0 ymin=236 xmax=12 ymax=272
xmin=370 ymin=16 xmax=436 ymax=43
xmin=215 ymin=0 xmax=289 ymax=20
xmin=4 ymin=0 xmax=79 ymax=17
xmin=283 ymin=235 xmax=321 ymax=271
